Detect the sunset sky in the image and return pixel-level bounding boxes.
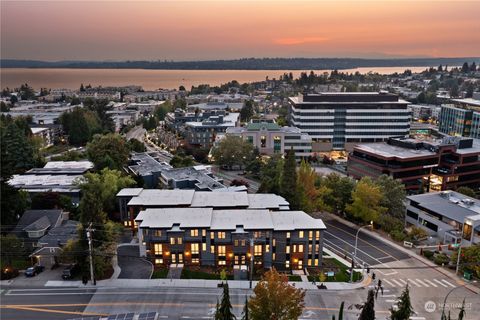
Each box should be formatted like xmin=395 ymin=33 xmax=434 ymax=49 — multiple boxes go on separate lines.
xmin=1 ymin=0 xmax=479 ymax=61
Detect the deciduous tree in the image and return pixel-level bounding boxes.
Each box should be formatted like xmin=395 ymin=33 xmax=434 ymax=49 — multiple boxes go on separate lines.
xmin=376 ymin=175 xmax=406 ymax=219
xmin=347 ymin=177 xmax=386 ymax=223
xmin=211 ymin=136 xmax=254 ymax=169
xmin=248 ymin=268 xmax=305 ymax=320
xmin=86 ymin=133 xmax=130 ymax=170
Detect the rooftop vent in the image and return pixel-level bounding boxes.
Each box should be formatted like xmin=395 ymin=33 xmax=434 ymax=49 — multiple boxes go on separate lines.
xmin=440 ymin=191 xmax=451 ymax=198
xmin=461 ymin=198 xmax=475 ymax=206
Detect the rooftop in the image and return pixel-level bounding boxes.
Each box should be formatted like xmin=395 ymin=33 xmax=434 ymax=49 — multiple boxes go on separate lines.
xmin=353 ymin=142 xmax=436 ymax=159
xmin=408 ymin=191 xmax=480 ymax=223
xmin=289 ymin=92 xmax=408 ymax=105
xmin=136 ymin=208 xmax=326 ymax=231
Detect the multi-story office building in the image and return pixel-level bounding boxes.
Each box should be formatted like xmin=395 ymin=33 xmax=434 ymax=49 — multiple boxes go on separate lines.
xmin=405 ymin=191 xmax=480 ymax=246
xmin=136 ymin=207 xmax=326 ymax=270
xmin=438 ymin=98 xmax=480 ymax=139
xmin=117 ymin=189 xmax=290 ymax=227
xmin=347 ymin=136 xmax=480 ymax=193
xmin=225 ymin=119 xmax=312 ymax=160
xmin=288 ymin=92 xmax=410 ymax=151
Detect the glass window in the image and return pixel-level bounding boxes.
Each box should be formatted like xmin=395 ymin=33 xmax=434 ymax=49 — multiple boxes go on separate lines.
xmin=308 ymin=231 xmax=313 ymax=240
xmin=190 ymin=229 xmax=199 ymax=237
xmin=218 ymin=245 xmax=226 ymax=256
xmin=234 ymin=240 xmax=239 ymax=246
xmin=170 ymin=237 xmax=175 ymax=245
xmin=154 ymin=243 xmax=163 ymax=255
xmin=265 ymin=245 xmax=270 ymax=253
xmin=315 ymin=231 xmax=320 ymax=239
xmin=218 ymin=232 xmax=226 ymax=239
xmin=299 ymin=231 xmax=304 ymax=238
xmin=177 ymin=237 xmax=182 ymax=245
xmin=192 ymin=258 xmax=199 ymax=264
xmin=254 ymin=245 xmax=262 ymax=256
xmin=202 ymin=229 xmax=206 ymax=237
xmin=286 ymin=232 xmax=290 ymax=239
xmin=210 ymin=245 xmax=215 ymax=253
xmin=298 ymin=245 xmax=304 ymax=253
xmin=261 ymin=135 xmax=266 ymax=148
xmin=191 ymin=243 xmax=199 ymax=254
xmin=155 ymin=258 xmax=163 ymax=265
xmin=286 ymin=245 xmax=290 ymax=254
xmin=154 ymin=230 xmax=162 ymax=237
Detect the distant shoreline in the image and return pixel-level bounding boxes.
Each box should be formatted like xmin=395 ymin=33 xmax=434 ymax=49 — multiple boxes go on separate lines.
xmin=2 ymin=57 xmax=478 ymax=70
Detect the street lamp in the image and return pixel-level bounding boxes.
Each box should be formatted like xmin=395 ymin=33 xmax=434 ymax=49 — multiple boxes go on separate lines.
xmin=350 ymin=221 xmax=373 ymax=283
xmin=440 ymin=281 xmax=476 ymax=320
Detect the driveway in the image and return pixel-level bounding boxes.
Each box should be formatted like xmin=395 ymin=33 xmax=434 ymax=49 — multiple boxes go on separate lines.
xmin=1 ymin=267 xmax=65 ymax=288
xmin=117 ymin=245 xmax=153 ymax=279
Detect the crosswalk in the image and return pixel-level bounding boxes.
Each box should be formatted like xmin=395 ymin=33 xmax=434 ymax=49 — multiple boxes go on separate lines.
xmin=382 ymin=278 xmax=456 ymax=288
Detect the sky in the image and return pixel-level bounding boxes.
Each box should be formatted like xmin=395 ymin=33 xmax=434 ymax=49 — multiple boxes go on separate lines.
xmin=1 ymin=0 xmax=480 ymax=61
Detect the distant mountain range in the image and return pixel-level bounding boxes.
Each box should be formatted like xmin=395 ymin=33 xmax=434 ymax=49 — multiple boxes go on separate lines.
xmin=1 ymin=57 xmax=479 ymax=70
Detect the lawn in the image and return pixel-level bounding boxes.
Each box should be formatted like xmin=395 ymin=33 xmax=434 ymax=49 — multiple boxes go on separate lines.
xmin=307 ymin=258 xmax=362 ymax=282
xmin=181 ymin=268 xmax=234 ymax=280
xmin=287 ymin=275 xmax=302 ymax=282
xmin=151 ymin=268 xmax=169 ymax=279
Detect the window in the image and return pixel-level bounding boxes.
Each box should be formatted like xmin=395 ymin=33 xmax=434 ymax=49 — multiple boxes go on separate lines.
xmin=152 ymin=230 xmax=161 ymax=237
xmin=308 ymin=231 xmax=313 ymax=240
xmin=286 ymin=261 xmax=290 ymax=268
xmin=191 ymin=243 xmax=199 ymax=254
xmin=234 ymin=240 xmax=239 ymax=246
xmin=210 ymin=232 xmax=214 ymax=239
xmin=298 ymin=245 xmax=304 ymax=253
xmin=286 ymin=245 xmax=290 ymax=254
xmin=315 ymin=244 xmax=319 ymax=253
xmin=254 ymin=231 xmax=261 ymax=238
xmin=218 ymin=260 xmax=226 ymax=266
xmin=190 ymin=229 xmax=199 ymax=237
xmin=254 ymin=245 xmax=262 ymax=256
xmin=308 ymin=259 xmax=312 ymax=266
xmin=170 ymin=238 xmax=175 ymax=245
xmin=202 ymin=243 xmax=207 ymax=251
xmin=202 ymin=229 xmax=206 ymax=237
xmin=272 ymin=239 xmax=276 ymax=246
xmin=299 ymin=231 xmax=304 ymax=238
xmin=155 ymin=258 xmax=163 ymax=265
xmin=286 ymin=232 xmax=290 ymax=239
xmin=177 ymin=237 xmax=182 ymax=245
xmin=272 ymin=253 xmax=276 ymax=260
xmin=316 ymin=231 xmax=320 ymax=239
xmin=154 ymin=243 xmax=163 ymax=255
xmin=192 ymin=258 xmax=199 ymax=264
xmin=210 ymin=245 xmax=215 ymax=254
xmin=265 ymin=245 xmax=270 ymax=253
xmin=218 ymin=245 xmax=226 ymax=256
xmin=314 ymin=259 xmax=319 ymax=266
xmin=241 ymin=239 xmax=246 ymax=246
xmin=217 ymin=232 xmax=226 ymax=239
xmin=261 ymin=135 xmax=266 ymax=148
xmin=292 ymin=245 xmax=297 ymax=253
xmin=308 ymin=244 xmax=312 ymax=254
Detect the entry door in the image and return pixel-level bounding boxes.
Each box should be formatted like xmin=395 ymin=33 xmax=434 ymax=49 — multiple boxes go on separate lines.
xmin=178 ymin=253 xmax=183 ymax=263
xmin=171 ymin=254 xmax=177 ymax=264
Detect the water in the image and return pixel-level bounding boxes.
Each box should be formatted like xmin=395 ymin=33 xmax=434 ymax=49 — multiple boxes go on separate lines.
xmin=1 ymin=66 xmax=432 ymax=91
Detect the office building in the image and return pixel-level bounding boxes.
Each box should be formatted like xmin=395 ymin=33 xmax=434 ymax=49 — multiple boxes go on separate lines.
xmin=438 ymin=98 xmax=480 ymax=139
xmin=225 ymin=119 xmax=312 ymax=160
xmin=406 ymin=191 xmax=480 ymax=246
xmin=347 ymin=136 xmax=480 ymax=193
xmin=137 ymin=207 xmax=326 ymax=270
xmin=288 ymin=92 xmax=410 ymax=151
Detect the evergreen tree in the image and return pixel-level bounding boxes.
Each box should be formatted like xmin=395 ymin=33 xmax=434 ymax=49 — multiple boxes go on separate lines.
xmin=457 ymin=299 xmax=466 ymax=320
xmin=280 ymin=149 xmax=299 ymax=209
xmin=389 ymin=285 xmax=414 ymax=320
xmin=215 ymin=299 xmax=221 ymax=320
xmin=216 ymin=283 xmax=236 ymax=320
xmin=358 ymin=289 xmax=375 ymax=320
xmin=461 ymin=62 xmax=470 ymax=73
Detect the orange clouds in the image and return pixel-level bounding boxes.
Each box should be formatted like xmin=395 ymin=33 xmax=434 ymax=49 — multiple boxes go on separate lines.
xmin=274 ymin=37 xmax=329 ymax=45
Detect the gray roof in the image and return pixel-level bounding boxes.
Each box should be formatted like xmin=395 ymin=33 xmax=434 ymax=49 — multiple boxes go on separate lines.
xmin=128 ymin=189 xmax=196 ymax=206
xmin=23 ymin=216 xmax=51 ymax=232
xmin=161 ymin=167 xmax=225 ymax=190
xmin=408 ymin=191 xmax=480 ymax=223
xmin=13 ymin=210 xmax=63 ymax=237
xmin=191 ymin=192 xmax=249 ymax=208
xmin=137 ymin=208 xmax=326 ymax=231
xmin=117 ymin=188 xmax=144 ymax=197
xmin=36 ymin=220 xmax=80 ymax=247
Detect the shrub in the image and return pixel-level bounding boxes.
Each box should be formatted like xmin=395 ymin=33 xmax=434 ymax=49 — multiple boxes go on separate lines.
xmin=407 ymin=226 xmax=428 ymax=241
xmin=423 ymin=250 xmax=434 ymax=260
xmin=390 ymin=229 xmax=407 ymax=242
xmin=378 ymin=215 xmax=404 ymax=233
xmin=434 ymin=253 xmax=450 ymax=266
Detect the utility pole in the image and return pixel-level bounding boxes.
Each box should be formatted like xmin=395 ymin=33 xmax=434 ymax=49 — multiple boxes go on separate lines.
xmin=86 ymin=223 xmax=96 ymax=285
xmin=249 ymin=238 xmax=254 ymax=289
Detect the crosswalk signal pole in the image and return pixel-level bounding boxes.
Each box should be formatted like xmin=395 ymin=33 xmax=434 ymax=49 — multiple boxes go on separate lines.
xmin=86 ymin=223 xmax=96 ymax=285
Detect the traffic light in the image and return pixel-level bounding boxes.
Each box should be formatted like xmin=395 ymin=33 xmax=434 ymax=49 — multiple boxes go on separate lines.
xmin=372 ymin=272 xmax=376 ymax=280
xmin=366 ymin=267 xmax=370 ymax=274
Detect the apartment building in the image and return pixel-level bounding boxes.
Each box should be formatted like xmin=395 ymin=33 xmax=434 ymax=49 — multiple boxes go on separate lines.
xmin=184 ymin=112 xmax=240 ymax=148
xmin=116 ymin=189 xmax=290 ymax=227
xmin=225 ymin=119 xmax=312 ymax=160
xmin=347 ymin=136 xmax=480 ymax=193
xmin=288 ymin=92 xmax=410 ymax=151
xmin=136 ymin=207 xmax=326 ymax=270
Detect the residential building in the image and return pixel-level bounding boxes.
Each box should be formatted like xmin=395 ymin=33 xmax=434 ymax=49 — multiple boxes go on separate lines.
xmin=438 ymin=98 xmax=480 ymax=139
xmin=187 ymin=101 xmax=243 ymax=112
xmin=117 ymin=189 xmax=290 ymax=227
xmin=30 ymin=127 xmax=54 ymax=148
xmin=184 ymin=111 xmax=240 ymax=148
xmin=2 ymin=102 xmax=78 ymax=124
xmin=127 ymin=152 xmax=173 ymax=188
xmin=288 ymin=92 xmax=410 ymax=151
xmin=8 ymin=161 xmax=93 ymax=204
xmin=347 ymin=136 xmax=480 ymax=193
xmin=136 ymin=207 xmax=326 ymax=270
xmin=405 ymin=191 xmax=480 ymax=246
xmin=225 ymin=119 xmax=312 ymax=159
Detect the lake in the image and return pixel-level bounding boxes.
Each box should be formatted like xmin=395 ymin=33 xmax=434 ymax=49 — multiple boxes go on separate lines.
xmin=1 ymin=66 xmax=432 ymax=91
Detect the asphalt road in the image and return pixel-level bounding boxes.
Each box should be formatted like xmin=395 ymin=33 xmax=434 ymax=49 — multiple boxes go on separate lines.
xmin=117 ymin=245 xmax=153 ymax=279
xmin=321 ymin=216 xmax=410 ymax=268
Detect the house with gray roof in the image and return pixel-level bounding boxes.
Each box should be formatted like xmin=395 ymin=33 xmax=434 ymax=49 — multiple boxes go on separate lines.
xmin=12 ymin=209 xmax=65 ymax=249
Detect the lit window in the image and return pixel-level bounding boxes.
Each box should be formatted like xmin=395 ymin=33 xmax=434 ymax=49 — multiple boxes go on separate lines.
xmin=299 ymin=231 xmax=304 ymax=238
xmin=308 ymin=259 xmax=312 ymax=266
xmin=241 ymin=240 xmax=246 ymax=246
xmin=234 ymin=240 xmax=239 ymax=246
xmin=272 ymin=253 xmax=276 ymax=260
xmin=218 ymin=245 xmax=226 ymax=256
xmin=177 ymin=237 xmax=182 ymax=244
xmin=202 ymin=229 xmax=207 ymax=237
xmin=190 ymin=229 xmax=199 ymax=237
xmin=272 ymin=239 xmax=276 ymax=246
xmin=293 ymin=245 xmax=297 ymax=253
xmin=191 ymin=243 xmax=199 ymax=254
xmin=265 ymin=245 xmax=270 ymax=253
xmin=315 ymin=244 xmax=319 ymax=253
xmin=314 ymin=259 xmax=319 ymax=266
xmin=286 ymin=245 xmax=290 ymax=254
xmin=286 ymin=261 xmax=290 ymax=268
xmin=155 ymin=259 xmax=163 ymax=265
xmin=211 ymin=245 xmax=215 ymax=254
xmin=315 ymin=231 xmax=320 ymax=239
xmin=218 ymin=260 xmax=226 ymax=266
xmin=170 ymin=238 xmax=175 ymax=245
xmin=192 ymin=258 xmax=199 ymax=264
xmin=254 ymin=231 xmax=261 ymax=238
xmin=308 ymin=244 xmax=312 ymax=254
xmin=254 ymin=245 xmax=262 ymax=256
xmin=298 ymin=245 xmax=304 ymax=253
xmin=308 ymin=231 xmax=313 ymax=240
xmin=154 ymin=243 xmax=163 ymax=255
xmin=154 ymin=230 xmax=162 ymax=237
xmin=286 ymin=232 xmax=290 ymax=239
xmin=218 ymin=232 xmax=226 ymax=239
xmin=202 ymin=243 xmax=207 ymax=251
xmin=210 ymin=232 xmax=214 ymax=239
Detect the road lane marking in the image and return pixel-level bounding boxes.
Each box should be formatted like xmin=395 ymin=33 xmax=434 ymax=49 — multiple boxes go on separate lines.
xmin=384 ymin=279 xmax=396 ymax=287
xmin=384 ymin=272 xmax=397 ymax=276
xmin=410 ymin=317 xmax=426 ymax=320
xmin=415 ymin=279 xmax=429 ymax=287
xmin=441 ymin=279 xmax=456 ymax=288
xmin=398 ymin=279 xmax=408 ymax=286
xmin=423 ymin=279 xmax=438 ymax=287
xmin=407 ymin=279 xmax=422 ymax=287
xmin=3 ymin=305 xmax=107 ymax=317
xmin=433 ymin=279 xmax=448 ymax=287
xmin=391 ymin=279 xmax=404 ymax=287
xmin=382 ymin=294 xmax=396 ymax=298
xmin=386 ymin=299 xmax=396 ymax=303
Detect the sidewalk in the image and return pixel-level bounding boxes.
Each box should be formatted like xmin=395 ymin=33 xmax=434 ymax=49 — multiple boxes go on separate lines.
xmin=323 ymin=212 xmax=480 ymax=294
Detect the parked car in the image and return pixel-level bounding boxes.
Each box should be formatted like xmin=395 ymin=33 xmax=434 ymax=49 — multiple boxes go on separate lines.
xmin=24 ymin=265 xmax=45 ymax=277
xmin=62 ymin=264 xmax=80 ymax=280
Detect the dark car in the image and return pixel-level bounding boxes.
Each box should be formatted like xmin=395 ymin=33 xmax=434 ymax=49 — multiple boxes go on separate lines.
xmin=62 ymin=264 xmax=80 ymax=280
xmin=24 ymin=265 xmax=45 ymax=277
